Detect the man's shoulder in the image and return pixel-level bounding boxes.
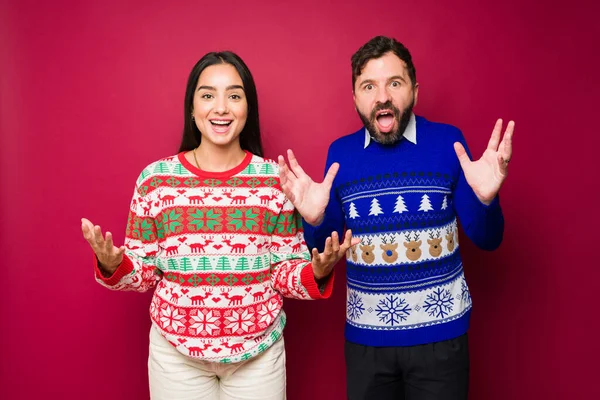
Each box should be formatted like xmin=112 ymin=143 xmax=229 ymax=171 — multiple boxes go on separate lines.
xmin=328 ymin=127 xmax=365 ymax=153
xmin=416 ymin=115 xmax=462 ymax=138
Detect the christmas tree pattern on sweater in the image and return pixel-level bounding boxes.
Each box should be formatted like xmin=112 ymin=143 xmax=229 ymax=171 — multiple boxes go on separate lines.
xmin=303 ymin=116 xmax=504 ymax=347
xmin=94 ymin=151 xmax=330 ymax=363
xmin=339 ymin=176 xmax=468 ymax=331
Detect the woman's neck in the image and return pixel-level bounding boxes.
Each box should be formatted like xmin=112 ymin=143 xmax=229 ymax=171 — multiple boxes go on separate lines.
xmin=192 ymin=142 xmax=246 ymax=172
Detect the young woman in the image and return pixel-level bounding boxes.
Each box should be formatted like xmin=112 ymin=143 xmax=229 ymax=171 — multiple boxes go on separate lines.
xmin=81 ymin=51 xmax=356 ymax=400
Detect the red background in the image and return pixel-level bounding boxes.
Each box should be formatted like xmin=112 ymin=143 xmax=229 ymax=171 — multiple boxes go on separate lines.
xmin=2 ymin=0 xmax=599 ymax=398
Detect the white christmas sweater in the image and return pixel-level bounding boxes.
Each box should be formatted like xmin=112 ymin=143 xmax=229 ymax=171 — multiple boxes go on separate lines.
xmin=94 ymin=151 xmax=333 ymax=363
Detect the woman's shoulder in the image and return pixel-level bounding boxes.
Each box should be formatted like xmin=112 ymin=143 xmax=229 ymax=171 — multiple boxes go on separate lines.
xmin=134 ymin=153 xmax=184 ymax=187
xmin=244 ymin=153 xmax=280 ymax=176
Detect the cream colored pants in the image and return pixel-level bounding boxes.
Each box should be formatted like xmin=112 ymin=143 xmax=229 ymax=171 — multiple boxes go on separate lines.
xmin=148 ymin=325 xmax=286 ymax=400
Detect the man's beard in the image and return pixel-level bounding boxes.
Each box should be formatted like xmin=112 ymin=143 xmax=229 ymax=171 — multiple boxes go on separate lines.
xmin=358 ymin=99 xmax=414 ymax=146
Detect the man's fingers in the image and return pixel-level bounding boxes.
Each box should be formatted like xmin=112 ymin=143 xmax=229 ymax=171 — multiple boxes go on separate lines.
xmin=278 ymin=155 xmax=297 ymax=183
xmin=323 ymin=162 xmax=340 ymax=187
xmin=278 ymin=156 xmax=288 ymax=185
xmin=500 ymin=120 xmax=515 ymax=162
xmin=487 ymin=118 xmax=503 ymax=150
xmin=453 ymin=142 xmax=471 ymax=169
xmin=287 ymin=149 xmax=307 ymax=178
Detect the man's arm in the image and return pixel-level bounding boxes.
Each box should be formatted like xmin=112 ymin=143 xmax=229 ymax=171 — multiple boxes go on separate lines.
xmin=452 ymin=119 xmax=514 ymax=250
xmin=278 ymin=144 xmax=346 ymax=252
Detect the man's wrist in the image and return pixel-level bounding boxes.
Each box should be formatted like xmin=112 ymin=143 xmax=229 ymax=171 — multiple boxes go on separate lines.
xmin=306 ymin=213 xmax=325 ymax=227
xmin=476 ymin=193 xmax=495 ymax=206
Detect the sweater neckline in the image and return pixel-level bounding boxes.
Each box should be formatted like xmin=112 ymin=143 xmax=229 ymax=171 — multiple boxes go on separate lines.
xmin=177 ymin=150 xmax=252 ymax=179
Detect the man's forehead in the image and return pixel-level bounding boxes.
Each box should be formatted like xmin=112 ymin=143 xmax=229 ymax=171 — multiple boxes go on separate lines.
xmin=359 ymin=55 xmax=408 ymax=80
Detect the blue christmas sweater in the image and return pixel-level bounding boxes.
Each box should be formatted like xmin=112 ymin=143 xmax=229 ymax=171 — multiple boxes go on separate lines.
xmin=303 ymin=114 xmax=504 ymax=346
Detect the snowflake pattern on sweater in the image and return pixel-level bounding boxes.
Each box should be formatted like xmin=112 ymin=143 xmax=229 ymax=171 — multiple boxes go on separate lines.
xmin=94 ymin=151 xmax=332 ymax=363
xmin=304 ymin=115 xmax=504 ymax=347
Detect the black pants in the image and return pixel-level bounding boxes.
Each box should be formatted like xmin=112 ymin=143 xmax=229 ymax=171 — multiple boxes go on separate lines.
xmin=345 ymin=334 xmax=469 ymax=400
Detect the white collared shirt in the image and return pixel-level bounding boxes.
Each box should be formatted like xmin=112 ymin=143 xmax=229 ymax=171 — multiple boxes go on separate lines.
xmin=364 ymin=113 xmax=417 ymax=148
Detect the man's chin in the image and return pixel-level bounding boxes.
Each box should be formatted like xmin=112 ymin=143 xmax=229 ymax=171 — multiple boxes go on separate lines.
xmin=373 ymin=131 xmax=402 ymax=145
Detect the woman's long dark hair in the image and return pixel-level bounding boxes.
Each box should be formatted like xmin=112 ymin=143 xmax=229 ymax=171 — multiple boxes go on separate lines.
xmin=179 ymin=51 xmax=263 ymax=157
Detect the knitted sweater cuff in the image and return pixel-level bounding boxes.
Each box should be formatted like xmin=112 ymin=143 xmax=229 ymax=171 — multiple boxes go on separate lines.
xmin=94 ymin=254 xmax=134 ymax=286
xmin=300 ymin=264 xmax=335 ymax=299
xmin=468 ymin=187 xmax=500 ymax=211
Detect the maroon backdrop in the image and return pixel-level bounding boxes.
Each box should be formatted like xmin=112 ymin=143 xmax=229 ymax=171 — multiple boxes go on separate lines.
xmin=2 ymin=0 xmax=599 ymax=398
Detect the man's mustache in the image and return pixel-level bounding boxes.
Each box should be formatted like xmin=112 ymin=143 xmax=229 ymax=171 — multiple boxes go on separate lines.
xmin=370 ymin=101 xmax=400 ymax=120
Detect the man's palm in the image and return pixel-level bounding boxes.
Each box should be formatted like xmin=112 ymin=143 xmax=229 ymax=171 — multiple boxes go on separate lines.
xmin=278 ymin=149 xmax=339 ymax=226
xmin=454 ymin=119 xmax=515 ymax=205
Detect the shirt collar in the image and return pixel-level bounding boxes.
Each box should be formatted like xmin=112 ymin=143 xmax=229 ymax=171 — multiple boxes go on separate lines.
xmin=364 ymin=112 xmax=417 ymax=148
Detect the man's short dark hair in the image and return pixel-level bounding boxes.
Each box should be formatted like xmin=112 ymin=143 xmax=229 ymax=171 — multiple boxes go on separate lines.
xmin=351 ymin=36 xmax=417 ymax=90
